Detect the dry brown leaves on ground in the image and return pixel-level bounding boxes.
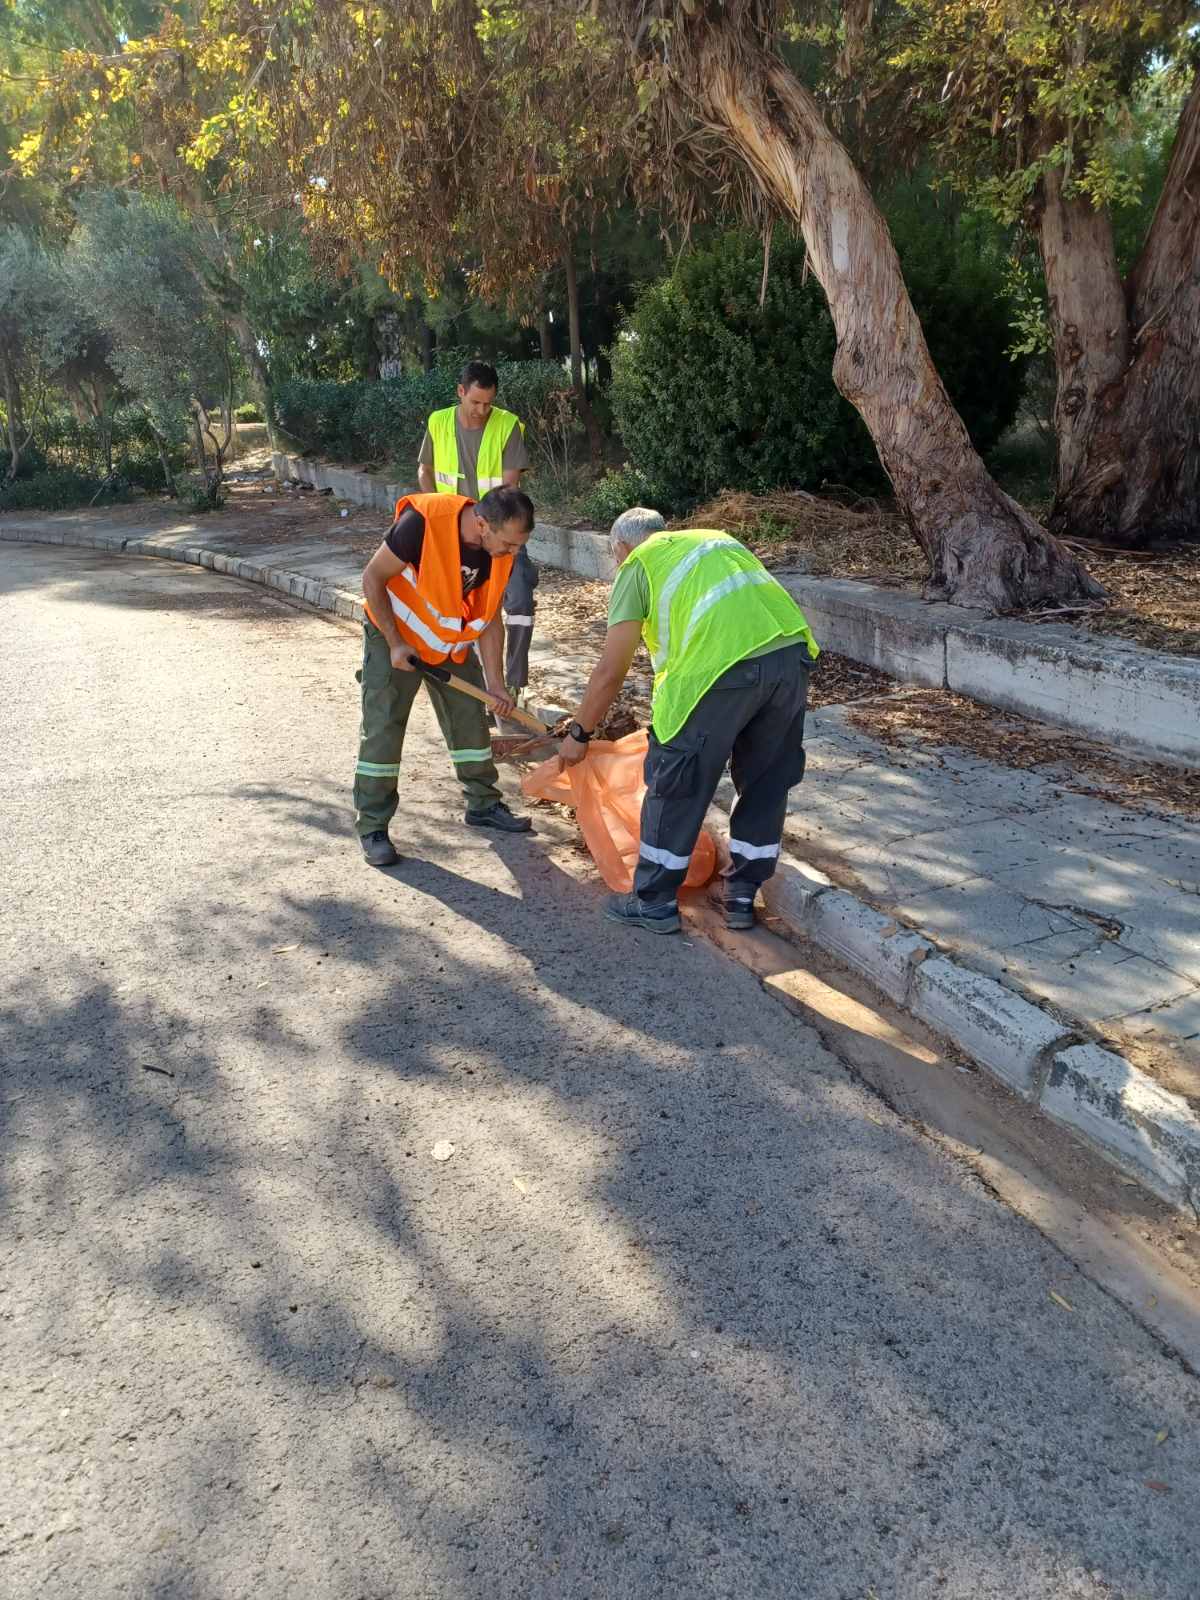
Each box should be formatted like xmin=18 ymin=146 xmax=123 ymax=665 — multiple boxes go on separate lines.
xmin=682 ymin=489 xmax=925 ymax=584
xmin=1040 ymin=544 xmax=1200 ymax=658
xmin=847 ymin=689 xmax=1200 ymax=822
xmin=532 ymin=570 xmax=896 ymax=715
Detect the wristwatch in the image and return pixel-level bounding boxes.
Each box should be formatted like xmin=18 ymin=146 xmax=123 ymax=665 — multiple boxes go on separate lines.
xmin=568 ymin=721 xmax=594 ymax=743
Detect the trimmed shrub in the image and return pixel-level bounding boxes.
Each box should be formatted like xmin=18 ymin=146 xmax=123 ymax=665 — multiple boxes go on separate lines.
xmin=579 ymin=465 xmax=660 ymax=527
xmin=610 ymin=214 xmax=1025 ymax=512
xmin=234 ymin=401 xmax=262 ymax=422
xmin=0 ymin=467 xmax=109 ymax=510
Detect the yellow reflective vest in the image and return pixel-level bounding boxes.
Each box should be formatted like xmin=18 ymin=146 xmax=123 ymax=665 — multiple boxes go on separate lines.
xmin=623 ymin=529 xmax=819 ymax=743
xmin=427 ymin=405 xmax=522 ymax=496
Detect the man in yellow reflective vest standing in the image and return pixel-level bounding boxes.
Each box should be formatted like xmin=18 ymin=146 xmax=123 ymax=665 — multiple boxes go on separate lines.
xmin=418 ymin=361 xmax=537 ymax=705
xmin=559 ymin=507 xmax=820 ymax=934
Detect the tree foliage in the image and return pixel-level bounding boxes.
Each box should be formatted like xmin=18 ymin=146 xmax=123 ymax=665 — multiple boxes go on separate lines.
xmin=611 ymin=205 xmax=1023 ymax=510
xmin=69 ymin=190 xmax=236 ymax=494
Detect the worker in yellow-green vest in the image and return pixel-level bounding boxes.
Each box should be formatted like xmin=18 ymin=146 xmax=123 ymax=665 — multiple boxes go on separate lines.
xmin=559 ymin=507 xmax=820 ymax=935
xmin=418 ymin=360 xmax=537 ymax=703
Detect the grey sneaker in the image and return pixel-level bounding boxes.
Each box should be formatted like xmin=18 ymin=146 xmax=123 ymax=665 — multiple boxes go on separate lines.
xmin=464 ymin=801 xmax=533 ymax=834
xmin=604 ymin=892 xmax=682 ymax=935
xmin=360 ymin=829 xmax=399 ymax=867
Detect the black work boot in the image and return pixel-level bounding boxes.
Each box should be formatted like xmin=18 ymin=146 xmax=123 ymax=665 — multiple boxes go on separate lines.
xmin=604 ymin=892 xmax=682 ymax=935
xmin=360 ymin=829 xmax=399 ymax=867
xmin=712 ymin=883 xmax=756 ymax=930
xmin=464 ymin=801 xmax=533 ymax=834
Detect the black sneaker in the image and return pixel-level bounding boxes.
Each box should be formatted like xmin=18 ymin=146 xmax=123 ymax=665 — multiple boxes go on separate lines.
xmin=710 ymin=883 xmax=756 ymax=929
xmin=360 ymin=829 xmax=399 ymax=867
xmin=464 ymin=801 xmax=533 ymax=834
xmin=724 ymin=892 xmax=757 ymax=931
xmin=604 ymin=892 xmax=682 ymax=935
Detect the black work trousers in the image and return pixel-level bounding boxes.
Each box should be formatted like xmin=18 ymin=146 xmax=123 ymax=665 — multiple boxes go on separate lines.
xmin=503 ymin=547 xmax=539 ymax=691
xmin=634 ymin=643 xmax=811 ymax=905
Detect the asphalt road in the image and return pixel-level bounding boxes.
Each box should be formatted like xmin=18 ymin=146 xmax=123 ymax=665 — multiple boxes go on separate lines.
xmin=2 ymin=542 xmax=1199 ymax=1600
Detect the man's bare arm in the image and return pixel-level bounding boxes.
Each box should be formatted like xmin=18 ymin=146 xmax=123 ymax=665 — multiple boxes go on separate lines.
xmin=559 ymin=620 xmax=643 ymax=766
xmin=361 ymin=544 xmax=416 ymax=670
xmin=417 ymin=463 xmax=436 ymax=493
xmin=477 ymin=613 xmax=515 ymax=717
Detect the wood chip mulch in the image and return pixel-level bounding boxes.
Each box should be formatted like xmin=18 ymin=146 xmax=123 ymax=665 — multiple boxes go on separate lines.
xmin=685 ymin=489 xmax=1200 ymax=659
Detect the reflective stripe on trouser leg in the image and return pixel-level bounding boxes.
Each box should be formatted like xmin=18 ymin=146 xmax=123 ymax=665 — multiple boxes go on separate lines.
xmin=504 ymin=617 xmax=534 ymax=691
xmin=725 ymin=645 xmax=810 ymax=891
xmin=420 ymin=649 xmax=504 ymax=811
xmin=353 ymin=620 xmax=422 ymax=835
xmin=633 ymin=727 xmax=727 ymax=906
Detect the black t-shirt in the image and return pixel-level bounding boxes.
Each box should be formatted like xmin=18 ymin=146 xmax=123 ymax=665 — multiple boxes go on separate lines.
xmin=385 ymin=505 xmax=491 ymax=596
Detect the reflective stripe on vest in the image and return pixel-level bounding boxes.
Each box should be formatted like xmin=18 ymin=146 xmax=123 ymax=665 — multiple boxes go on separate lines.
xmin=426 ymin=405 xmax=522 ymax=497
xmin=625 ymin=529 xmax=819 ymax=744
xmin=363 ymin=491 xmax=512 ymax=665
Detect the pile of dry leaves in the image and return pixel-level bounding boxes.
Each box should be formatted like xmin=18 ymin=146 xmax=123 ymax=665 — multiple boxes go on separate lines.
xmin=681 ymin=488 xmax=925 ymax=584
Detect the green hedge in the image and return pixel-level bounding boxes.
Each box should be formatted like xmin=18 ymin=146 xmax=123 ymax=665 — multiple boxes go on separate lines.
xmin=15 ymin=407 xmax=187 ymax=493
xmin=0 ymin=467 xmax=112 ymax=511
xmin=610 ymin=216 xmax=1025 ymax=512
xmin=274 ymin=360 xmax=571 ymax=466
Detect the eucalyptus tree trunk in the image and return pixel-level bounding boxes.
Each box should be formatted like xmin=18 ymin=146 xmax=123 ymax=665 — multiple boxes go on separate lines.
xmin=2 ymin=345 xmax=27 ymax=483
xmin=1049 ymin=72 xmax=1200 ymax=548
xmin=1036 ymin=169 xmax=1129 ymax=497
xmin=697 ymin=38 xmax=1102 ymax=609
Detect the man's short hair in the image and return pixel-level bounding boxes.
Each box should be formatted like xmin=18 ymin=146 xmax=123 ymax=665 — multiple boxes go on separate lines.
xmin=477 ymin=485 xmax=534 ymax=533
xmin=610 ymin=506 xmax=666 ymax=549
xmin=459 ymin=359 xmax=499 ymax=393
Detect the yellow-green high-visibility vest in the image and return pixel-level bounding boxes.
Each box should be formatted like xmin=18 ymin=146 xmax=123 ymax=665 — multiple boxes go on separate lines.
xmin=624 ymin=529 xmax=820 ymax=744
xmin=427 ymin=405 xmax=523 ymax=495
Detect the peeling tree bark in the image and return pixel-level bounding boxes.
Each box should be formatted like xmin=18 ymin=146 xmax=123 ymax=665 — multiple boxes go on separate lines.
xmin=698 ymin=41 xmax=1103 ymax=610
xmin=1050 ymin=72 xmax=1200 ymax=547
xmin=1037 ymin=169 xmax=1129 ymax=495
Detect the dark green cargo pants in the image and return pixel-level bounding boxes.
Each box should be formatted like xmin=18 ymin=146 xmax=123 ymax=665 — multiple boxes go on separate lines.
xmin=353 ymin=621 xmax=502 ymax=836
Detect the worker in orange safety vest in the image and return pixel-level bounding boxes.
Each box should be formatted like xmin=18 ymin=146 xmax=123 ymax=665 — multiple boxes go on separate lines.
xmin=353 ymin=486 xmax=536 ymax=867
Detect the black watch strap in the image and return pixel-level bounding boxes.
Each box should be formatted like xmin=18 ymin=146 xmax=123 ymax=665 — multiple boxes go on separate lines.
xmin=568 ymin=721 xmax=593 ymax=743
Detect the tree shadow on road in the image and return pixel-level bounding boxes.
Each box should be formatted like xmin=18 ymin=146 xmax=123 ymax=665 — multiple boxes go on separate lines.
xmin=4 ymin=835 xmax=1199 ymax=1599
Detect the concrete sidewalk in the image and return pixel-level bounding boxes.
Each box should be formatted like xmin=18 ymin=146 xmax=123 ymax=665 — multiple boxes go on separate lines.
xmin=4 ymin=500 xmax=1198 ymax=1208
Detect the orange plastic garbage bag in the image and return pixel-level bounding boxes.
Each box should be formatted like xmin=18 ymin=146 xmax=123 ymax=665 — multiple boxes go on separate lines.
xmin=521 ymin=729 xmax=717 ymax=893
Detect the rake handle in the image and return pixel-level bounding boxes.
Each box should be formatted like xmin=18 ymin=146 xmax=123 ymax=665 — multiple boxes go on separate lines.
xmin=409 ymin=656 xmax=550 ymax=734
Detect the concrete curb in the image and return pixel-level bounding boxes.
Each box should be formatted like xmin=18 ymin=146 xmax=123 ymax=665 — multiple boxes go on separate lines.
xmin=7 ymin=517 xmax=1199 ymax=1218
xmin=758 ymin=854 xmax=1200 ymax=1218
xmin=778 ymin=578 xmax=1200 ymax=770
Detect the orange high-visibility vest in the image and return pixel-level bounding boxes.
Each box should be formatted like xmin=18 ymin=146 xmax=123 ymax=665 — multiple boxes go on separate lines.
xmin=365 ymin=493 xmax=513 ymax=664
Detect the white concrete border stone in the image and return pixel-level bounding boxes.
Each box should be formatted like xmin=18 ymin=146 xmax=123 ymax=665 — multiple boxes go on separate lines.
xmin=1042 ymin=1044 xmax=1200 ymax=1215
xmin=908 ymin=956 xmax=1070 ymax=1097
